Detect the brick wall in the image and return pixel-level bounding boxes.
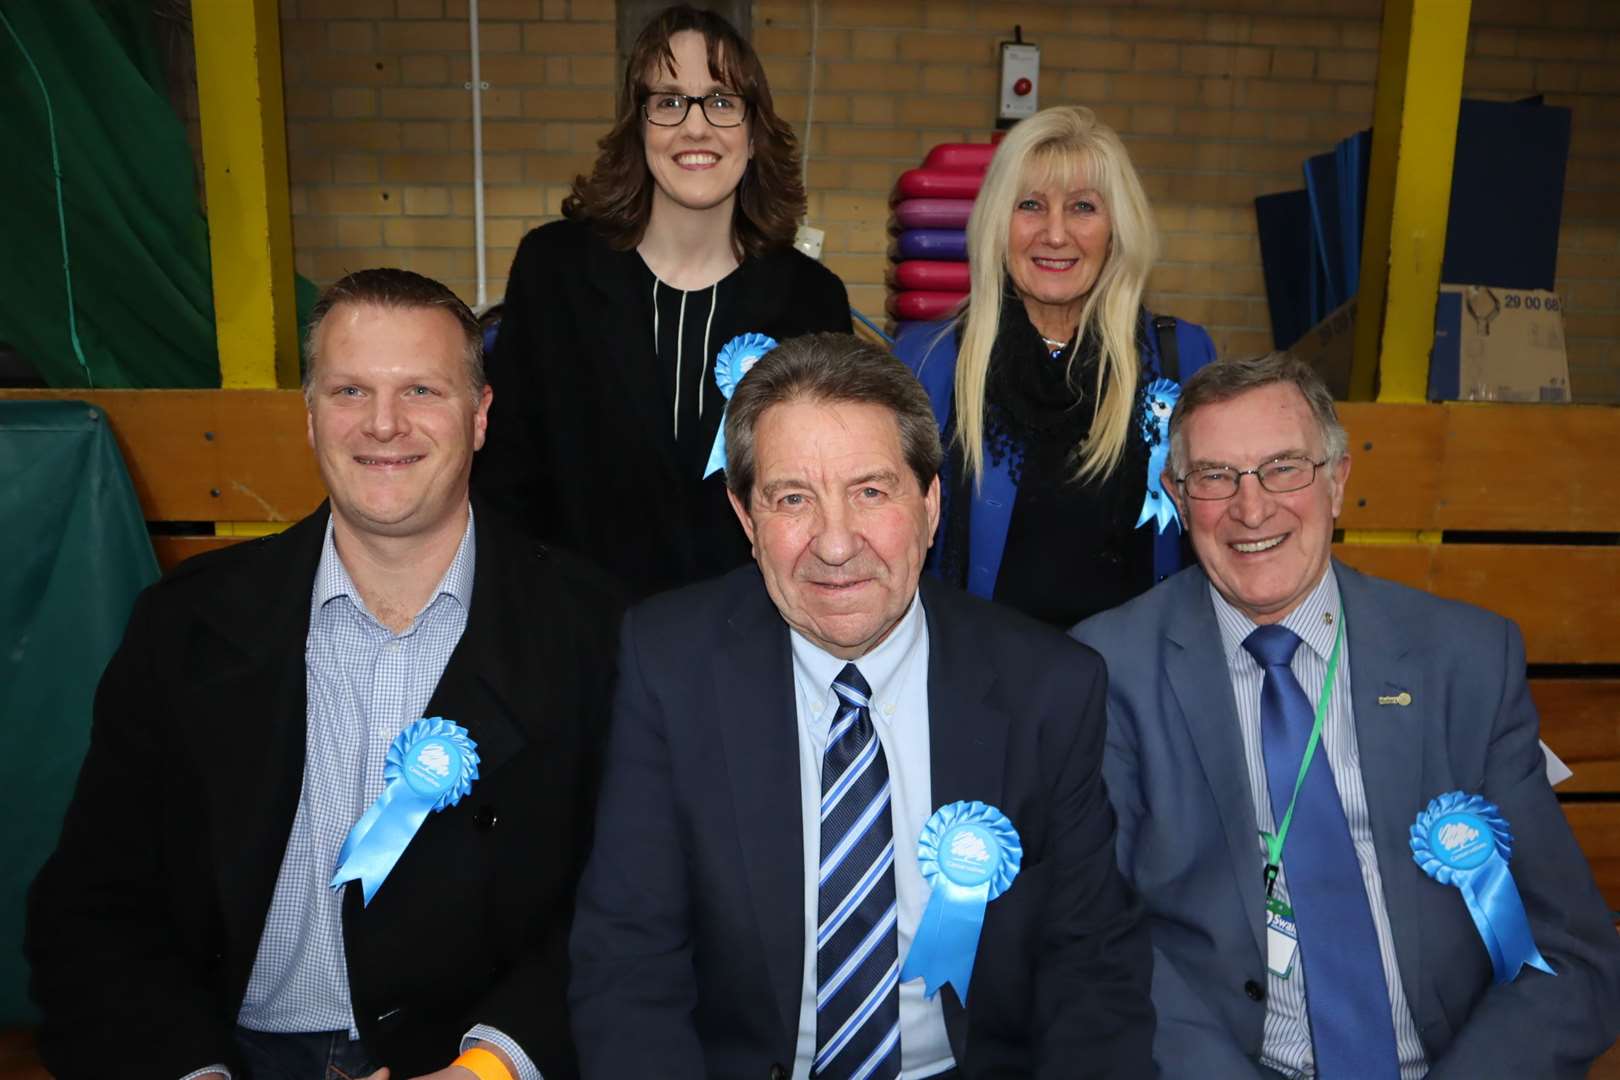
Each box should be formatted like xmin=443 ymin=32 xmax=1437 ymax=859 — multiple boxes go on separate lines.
xmin=278 ymin=0 xmax=1620 ymax=399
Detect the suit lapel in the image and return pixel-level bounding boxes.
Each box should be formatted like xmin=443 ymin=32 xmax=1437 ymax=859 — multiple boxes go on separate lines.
xmin=1163 ymin=569 xmax=1267 ymax=958
xmin=920 ymin=579 xmax=1007 ymax=814
xmin=714 ymin=573 xmax=806 ymax=1043
xmin=421 ymin=511 xmax=533 ymax=777
xmin=185 ymin=508 xmax=329 ymax=971
xmin=1337 ymin=562 xmax=1429 ymax=1024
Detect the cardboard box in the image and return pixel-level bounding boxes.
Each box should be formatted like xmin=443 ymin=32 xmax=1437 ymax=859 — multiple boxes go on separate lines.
xmin=1429 ymin=284 xmax=1570 ymax=402
xmin=1287 ymin=299 xmax=1357 ymax=399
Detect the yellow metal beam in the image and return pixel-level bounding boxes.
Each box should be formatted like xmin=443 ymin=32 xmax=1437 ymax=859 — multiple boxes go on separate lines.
xmin=1350 ymin=0 xmax=1471 ymax=403
xmin=192 ymin=0 xmax=299 ymax=389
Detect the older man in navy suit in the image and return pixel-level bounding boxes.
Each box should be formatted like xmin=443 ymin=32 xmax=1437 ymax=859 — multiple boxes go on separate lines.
xmin=1073 ymin=352 xmax=1620 ymax=1078
xmin=570 ymin=333 xmax=1152 ymax=1079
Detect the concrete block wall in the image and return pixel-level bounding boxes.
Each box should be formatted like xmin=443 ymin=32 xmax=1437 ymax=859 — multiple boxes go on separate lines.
xmin=277 ymin=0 xmax=1620 ymax=399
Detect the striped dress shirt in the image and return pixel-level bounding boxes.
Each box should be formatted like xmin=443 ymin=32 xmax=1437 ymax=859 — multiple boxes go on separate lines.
xmin=1209 ymin=569 xmax=1428 ymax=1079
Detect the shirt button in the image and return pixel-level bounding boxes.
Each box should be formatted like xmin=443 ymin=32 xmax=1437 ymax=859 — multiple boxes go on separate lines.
xmin=1244 ymin=979 xmax=1265 ymax=1002
xmin=883 ymin=703 xmax=896 ymax=716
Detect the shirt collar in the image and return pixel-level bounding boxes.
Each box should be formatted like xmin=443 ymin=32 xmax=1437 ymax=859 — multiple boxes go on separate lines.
xmin=789 ymin=589 xmax=926 ymax=709
xmin=311 ymin=507 xmax=478 ymax=622
xmin=1209 ymin=565 xmax=1341 ymax=668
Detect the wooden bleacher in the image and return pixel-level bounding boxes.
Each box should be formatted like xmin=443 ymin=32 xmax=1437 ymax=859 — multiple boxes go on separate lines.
xmin=1 ymin=388 xmax=1617 ymax=1076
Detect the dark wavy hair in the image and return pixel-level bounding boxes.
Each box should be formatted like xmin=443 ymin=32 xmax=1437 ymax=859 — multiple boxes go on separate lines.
xmin=562 ymin=4 xmax=804 ymax=260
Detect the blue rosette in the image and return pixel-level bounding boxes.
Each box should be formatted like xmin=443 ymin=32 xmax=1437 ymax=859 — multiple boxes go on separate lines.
xmin=1410 ymin=790 xmax=1555 ymax=984
xmin=331 ymin=717 xmax=480 ymax=905
xmin=900 ymin=800 xmax=1022 ymax=1003
xmin=703 ymin=332 xmax=779 ymax=478
xmin=1135 ymin=377 xmax=1181 ymax=533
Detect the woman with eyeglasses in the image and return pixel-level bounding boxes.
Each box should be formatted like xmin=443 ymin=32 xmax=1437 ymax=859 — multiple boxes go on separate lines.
xmin=475 ymin=4 xmax=850 ymax=598
xmin=895 ymin=106 xmax=1218 ymax=629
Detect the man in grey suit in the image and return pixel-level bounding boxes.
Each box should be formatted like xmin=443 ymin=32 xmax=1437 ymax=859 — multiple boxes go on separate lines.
xmin=1073 ymin=352 xmax=1620 ymax=1078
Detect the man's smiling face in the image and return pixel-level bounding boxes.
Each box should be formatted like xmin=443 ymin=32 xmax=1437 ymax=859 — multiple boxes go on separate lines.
xmin=1169 ymin=382 xmax=1349 ymax=625
xmin=729 ymin=397 xmax=939 ymax=659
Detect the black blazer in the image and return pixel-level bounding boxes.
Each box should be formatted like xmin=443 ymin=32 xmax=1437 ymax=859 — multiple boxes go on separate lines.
xmin=569 ymin=568 xmax=1154 ymax=1079
xmin=474 ymin=218 xmax=853 ymax=599
xmin=26 ymin=503 xmax=624 ymax=1080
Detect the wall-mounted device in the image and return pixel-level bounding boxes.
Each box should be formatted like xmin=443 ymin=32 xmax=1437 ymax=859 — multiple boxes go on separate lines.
xmin=997 ymin=25 xmax=1039 ymax=129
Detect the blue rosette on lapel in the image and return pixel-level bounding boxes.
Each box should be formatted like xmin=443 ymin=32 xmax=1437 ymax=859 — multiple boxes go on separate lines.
xmin=332 ymin=717 xmax=480 ymax=905
xmin=1136 ymin=377 xmax=1181 ymax=533
xmin=900 ymin=800 xmax=1022 ymax=1003
xmin=703 ymin=332 xmax=778 ymax=478
xmin=1410 ymin=790 xmax=1555 ymax=983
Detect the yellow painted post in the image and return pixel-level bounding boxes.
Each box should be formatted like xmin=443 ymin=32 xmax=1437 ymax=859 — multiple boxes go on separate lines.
xmin=1349 ymin=0 xmax=1471 ymax=403
xmin=192 ymin=0 xmax=299 ymax=390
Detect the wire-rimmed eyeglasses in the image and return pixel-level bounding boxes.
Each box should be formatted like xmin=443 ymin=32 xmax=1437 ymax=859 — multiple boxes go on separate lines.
xmin=1175 ymin=456 xmax=1331 ymax=500
xmin=642 ymin=92 xmax=749 ymax=128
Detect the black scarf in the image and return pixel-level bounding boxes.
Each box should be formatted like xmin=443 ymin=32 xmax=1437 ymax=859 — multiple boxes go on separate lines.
xmin=937 ymin=294 xmax=1154 ymax=591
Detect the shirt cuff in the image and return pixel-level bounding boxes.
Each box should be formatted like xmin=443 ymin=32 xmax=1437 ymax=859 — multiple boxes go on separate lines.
xmin=462 ymin=1025 xmax=542 ymax=1080
xmin=179 ymin=1068 xmax=230 ymax=1080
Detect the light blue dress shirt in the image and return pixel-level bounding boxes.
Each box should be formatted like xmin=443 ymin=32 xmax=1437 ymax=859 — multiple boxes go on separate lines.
xmin=788 ymin=593 xmax=956 ymax=1080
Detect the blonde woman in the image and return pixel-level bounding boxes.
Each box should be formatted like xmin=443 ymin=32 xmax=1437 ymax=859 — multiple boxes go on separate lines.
xmin=895 ymin=106 xmax=1216 ymax=628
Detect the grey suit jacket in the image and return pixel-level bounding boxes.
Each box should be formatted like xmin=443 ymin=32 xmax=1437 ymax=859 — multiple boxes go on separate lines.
xmin=1072 ymin=561 xmax=1620 ymax=1079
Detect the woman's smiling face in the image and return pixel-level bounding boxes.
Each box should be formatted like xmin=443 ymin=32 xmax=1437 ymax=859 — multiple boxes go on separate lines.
xmin=641 ymin=31 xmax=751 ymax=218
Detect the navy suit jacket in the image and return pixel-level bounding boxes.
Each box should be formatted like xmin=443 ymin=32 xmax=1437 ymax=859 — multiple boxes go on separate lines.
xmin=569 ymin=568 xmax=1154 ymax=1079
xmin=1072 ymin=562 xmax=1620 ymax=1078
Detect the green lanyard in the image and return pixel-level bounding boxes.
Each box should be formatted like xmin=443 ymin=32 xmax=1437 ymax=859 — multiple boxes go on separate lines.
xmin=1260 ymin=617 xmax=1344 ymax=899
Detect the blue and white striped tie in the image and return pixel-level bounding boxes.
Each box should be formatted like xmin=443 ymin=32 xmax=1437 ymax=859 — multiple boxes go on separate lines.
xmin=813 ymin=663 xmax=901 ymax=1080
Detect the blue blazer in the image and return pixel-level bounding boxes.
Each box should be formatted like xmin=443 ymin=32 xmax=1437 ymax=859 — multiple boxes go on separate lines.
xmin=894 ymin=312 xmax=1216 ymax=597
xmin=569 ymin=568 xmax=1154 ymax=1078
xmin=1072 ymin=562 xmax=1620 ymax=1078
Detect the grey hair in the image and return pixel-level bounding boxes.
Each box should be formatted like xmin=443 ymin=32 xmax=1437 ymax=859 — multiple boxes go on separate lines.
xmin=302 ymin=267 xmax=485 ymax=402
xmin=1168 ymin=351 xmax=1349 ymax=476
xmin=724 ymin=332 xmax=943 ymax=501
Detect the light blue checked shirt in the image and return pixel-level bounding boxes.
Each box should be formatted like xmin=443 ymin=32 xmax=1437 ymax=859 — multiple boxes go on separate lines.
xmin=182 ymin=511 xmax=541 ymax=1080
xmin=1210 ymin=568 xmax=1427 ymax=1080
xmin=788 ymin=594 xmax=955 ymax=1080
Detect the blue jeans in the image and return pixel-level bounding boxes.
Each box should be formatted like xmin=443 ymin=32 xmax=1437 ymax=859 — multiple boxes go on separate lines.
xmin=234 ymin=1026 xmax=382 ymax=1080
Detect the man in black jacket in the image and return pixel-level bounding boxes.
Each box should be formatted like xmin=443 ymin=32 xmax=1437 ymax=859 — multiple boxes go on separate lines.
xmin=27 ymin=269 xmax=622 ymax=1080
xmin=570 ymin=334 xmax=1151 ymax=1078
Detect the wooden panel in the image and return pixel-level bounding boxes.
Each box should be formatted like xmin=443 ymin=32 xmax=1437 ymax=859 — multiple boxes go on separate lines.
xmin=1562 ymin=802 xmax=1620 ymax=911
xmin=0 ymin=389 xmax=321 ymax=521
xmin=1536 ymin=681 xmax=1620 ymax=794
xmin=1438 ymin=404 xmax=1620 ymax=532
xmin=1335 ymin=403 xmax=1446 ymax=530
xmin=1334 ymin=543 xmax=1620 ymax=664
xmin=151 ymin=535 xmax=249 ymax=573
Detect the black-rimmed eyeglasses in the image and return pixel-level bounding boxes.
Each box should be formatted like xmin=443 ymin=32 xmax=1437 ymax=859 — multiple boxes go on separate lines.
xmin=642 ymin=92 xmax=749 ymax=128
xmin=1175 ymin=456 xmax=1331 ymax=500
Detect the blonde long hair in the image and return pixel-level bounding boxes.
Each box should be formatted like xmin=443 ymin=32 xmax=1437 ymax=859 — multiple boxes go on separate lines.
xmin=951 ymin=106 xmax=1158 ymax=485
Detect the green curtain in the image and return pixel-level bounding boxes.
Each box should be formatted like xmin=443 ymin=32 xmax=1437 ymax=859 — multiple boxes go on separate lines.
xmin=0 ymin=400 xmax=160 ymax=1023
xmin=0 ymin=0 xmax=316 ymax=388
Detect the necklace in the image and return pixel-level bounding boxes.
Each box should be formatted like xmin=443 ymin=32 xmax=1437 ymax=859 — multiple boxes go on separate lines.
xmin=1040 ymin=334 xmax=1072 ymax=355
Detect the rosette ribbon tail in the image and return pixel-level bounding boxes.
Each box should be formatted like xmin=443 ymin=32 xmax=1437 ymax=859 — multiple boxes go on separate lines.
xmin=1135 ymin=440 xmax=1180 ymax=534
xmin=1464 ymin=854 xmax=1556 ymax=983
xmin=331 ymin=781 xmax=438 ymax=906
xmin=902 ymin=877 xmax=992 ymax=1003
xmin=703 ymin=420 xmax=728 ymax=479
xmin=331 ymin=717 xmax=478 ymax=906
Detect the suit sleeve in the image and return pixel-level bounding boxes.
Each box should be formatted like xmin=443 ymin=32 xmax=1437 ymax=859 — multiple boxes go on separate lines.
xmin=1078 ymin=620 xmax=1266 ymax=1079
xmin=568 ymin=609 xmax=708 ymax=1079
xmin=25 ymin=590 xmax=238 ymax=1080
xmin=1426 ymin=618 xmax=1620 ymax=1079
xmin=1032 ymin=652 xmax=1157 ymax=1077
xmin=473 ymin=234 xmax=548 ymax=537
